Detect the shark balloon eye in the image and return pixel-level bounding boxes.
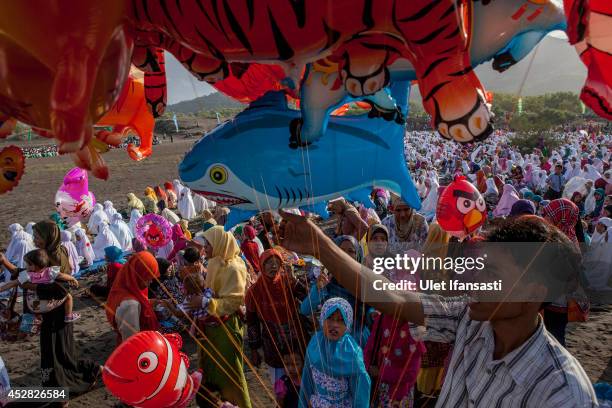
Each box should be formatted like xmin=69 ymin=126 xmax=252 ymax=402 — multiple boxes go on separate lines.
xmin=210 ymin=166 xmax=227 ymax=184
xmin=138 ymin=351 xmax=158 ymax=373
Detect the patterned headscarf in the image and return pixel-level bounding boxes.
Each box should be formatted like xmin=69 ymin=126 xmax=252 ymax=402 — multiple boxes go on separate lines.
xmin=320 ymin=297 xmax=353 ymax=331
xmin=542 ymin=199 xmax=579 ymax=244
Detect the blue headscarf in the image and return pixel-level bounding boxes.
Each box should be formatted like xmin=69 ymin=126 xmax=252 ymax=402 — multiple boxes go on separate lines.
xmin=104 ymin=246 xmax=126 ymax=264
xmin=299 ymin=298 xmax=370 ymax=408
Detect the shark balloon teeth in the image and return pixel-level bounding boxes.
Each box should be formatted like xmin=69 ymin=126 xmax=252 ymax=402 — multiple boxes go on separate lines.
xmin=192 ymin=191 xmax=251 ymax=206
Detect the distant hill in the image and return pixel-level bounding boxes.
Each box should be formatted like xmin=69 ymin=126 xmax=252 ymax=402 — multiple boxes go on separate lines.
xmin=167 ymin=35 xmax=587 ymax=112
xmin=167 ymin=92 xmax=244 ymax=113
xmin=411 ymin=35 xmax=586 ymax=101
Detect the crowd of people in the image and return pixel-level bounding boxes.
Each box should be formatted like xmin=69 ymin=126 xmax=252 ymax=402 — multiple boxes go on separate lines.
xmin=12 ymin=135 xmax=161 ymax=160
xmin=0 ymin=127 xmax=610 ymax=407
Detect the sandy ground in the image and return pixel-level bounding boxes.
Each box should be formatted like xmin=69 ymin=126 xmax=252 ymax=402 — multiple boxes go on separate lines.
xmin=0 ymin=137 xmax=201 ymax=249
xmin=1 ymin=136 xmax=610 ymax=407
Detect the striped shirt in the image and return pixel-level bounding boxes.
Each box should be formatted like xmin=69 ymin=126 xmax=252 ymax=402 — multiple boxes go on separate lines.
xmin=420 ymin=295 xmax=598 ymax=408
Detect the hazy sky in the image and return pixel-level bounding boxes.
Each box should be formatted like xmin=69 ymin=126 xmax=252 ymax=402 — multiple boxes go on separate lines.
xmin=165 ymin=31 xmax=570 ymax=105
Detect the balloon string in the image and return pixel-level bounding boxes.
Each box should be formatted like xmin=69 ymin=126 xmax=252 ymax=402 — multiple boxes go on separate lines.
xmin=516 ymin=41 xmax=540 ymax=99
xmin=148 ymin=269 xmax=276 ymax=407
xmin=91 ymin=262 xmax=273 ymax=407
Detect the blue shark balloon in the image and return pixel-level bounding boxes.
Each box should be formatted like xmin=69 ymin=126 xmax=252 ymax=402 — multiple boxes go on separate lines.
xmin=179 ymin=80 xmax=419 ymax=228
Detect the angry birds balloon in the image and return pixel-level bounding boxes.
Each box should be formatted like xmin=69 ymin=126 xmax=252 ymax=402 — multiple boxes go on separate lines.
xmin=54 ymin=167 xmax=96 ymax=227
xmin=103 ymin=331 xmax=201 ymax=408
xmin=135 ymin=214 xmax=172 ymax=249
xmin=0 ymin=145 xmax=25 ymax=194
xmin=436 ymin=176 xmax=486 ymax=239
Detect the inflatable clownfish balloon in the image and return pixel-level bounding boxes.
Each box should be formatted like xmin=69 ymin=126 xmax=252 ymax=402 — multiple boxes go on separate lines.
xmin=103 ymin=331 xmax=201 ymax=408
xmin=436 ymin=176 xmax=486 ymax=239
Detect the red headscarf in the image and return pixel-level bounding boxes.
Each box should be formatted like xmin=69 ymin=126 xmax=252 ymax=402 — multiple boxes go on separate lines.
xmin=106 ymin=252 xmax=160 ymax=339
xmin=245 ymin=249 xmax=297 ymax=324
xmin=154 ymin=186 xmax=167 ymax=201
xmin=542 ymin=199 xmax=579 ymax=245
xmin=240 ymin=228 xmax=261 ymax=272
xmin=164 ymin=181 xmax=175 ymax=192
xmin=244 ymin=225 xmax=257 ymax=240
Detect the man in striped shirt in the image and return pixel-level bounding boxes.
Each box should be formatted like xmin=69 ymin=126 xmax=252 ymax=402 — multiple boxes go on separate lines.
xmin=278 ymin=212 xmax=598 ymax=407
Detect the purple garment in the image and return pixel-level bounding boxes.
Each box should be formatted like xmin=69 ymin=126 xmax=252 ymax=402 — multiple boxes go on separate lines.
xmin=509 ymin=199 xmax=536 ymax=217
xmin=493 ymin=184 xmax=520 ymax=218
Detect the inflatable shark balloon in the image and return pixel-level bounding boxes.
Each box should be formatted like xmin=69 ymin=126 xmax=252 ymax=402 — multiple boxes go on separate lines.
xmin=179 ymin=80 xmax=420 ymax=229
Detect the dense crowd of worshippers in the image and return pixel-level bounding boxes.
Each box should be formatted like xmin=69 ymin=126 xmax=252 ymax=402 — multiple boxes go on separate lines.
xmin=13 ymin=136 xmax=160 ymax=159
xmin=0 ymin=128 xmax=611 ymax=407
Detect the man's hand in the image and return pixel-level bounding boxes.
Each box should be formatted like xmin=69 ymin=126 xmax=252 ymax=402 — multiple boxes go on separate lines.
xmin=278 ymin=210 xmax=324 ymax=256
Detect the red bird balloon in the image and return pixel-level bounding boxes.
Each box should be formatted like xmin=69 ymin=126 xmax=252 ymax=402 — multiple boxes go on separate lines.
xmin=436 ymin=176 xmax=486 ymax=239
xmin=103 ymin=331 xmax=201 ymax=408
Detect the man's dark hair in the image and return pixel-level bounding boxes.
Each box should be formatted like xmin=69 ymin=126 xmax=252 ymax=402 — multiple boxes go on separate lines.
xmin=484 ymin=215 xmax=582 ymax=303
xmin=183 ymin=247 xmax=200 ymax=264
xmin=24 ymin=249 xmax=50 ymax=269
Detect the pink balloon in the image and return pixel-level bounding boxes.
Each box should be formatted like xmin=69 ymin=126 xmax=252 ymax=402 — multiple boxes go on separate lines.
xmin=55 ymin=167 xmax=96 ymax=227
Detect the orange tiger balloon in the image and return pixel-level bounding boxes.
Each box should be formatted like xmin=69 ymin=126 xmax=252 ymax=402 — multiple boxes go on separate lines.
xmin=0 ymin=146 xmax=25 ymax=194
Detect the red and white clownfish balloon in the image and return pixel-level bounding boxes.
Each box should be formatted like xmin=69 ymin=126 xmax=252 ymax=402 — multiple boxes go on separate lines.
xmin=103 ymin=331 xmax=201 ymax=408
xmin=436 ymin=176 xmax=486 ymax=239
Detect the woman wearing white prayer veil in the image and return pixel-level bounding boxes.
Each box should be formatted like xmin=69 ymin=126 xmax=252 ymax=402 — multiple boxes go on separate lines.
xmin=74 ymin=228 xmax=95 ymax=267
xmin=173 ymin=179 xmax=184 ymax=196
xmin=60 ymin=230 xmax=81 ymax=276
xmin=583 ymin=218 xmax=612 ymax=291
xmin=87 ymin=203 xmax=109 ymax=234
xmin=193 ymin=193 xmax=215 ymax=214
xmin=4 ymin=225 xmax=34 ymax=269
xmin=584 ymin=181 xmax=597 ymax=215
xmin=418 ymin=177 xmax=439 ymax=222
xmin=92 ymin=223 xmax=121 ymax=261
xmin=161 ymin=207 xmax=181 ymax=225
xmin=564 ymin=160 xmax=581 ymax=180
xmin=103 ymin=201 xmax=118 ymax=219
xmin=581 ymin=164 xmax=602 ymax=181
xmin=5 ymin=224 xmax=24 ymax=257
xmin=25 ymin=222 xmax=35 ymax=240
xmin=128 ymin=209 xmax=142 ymax=235
xmin=109 ymin=213 xmax=133 ymax=252
xmin=178 ymin=187 xmax=196 ymax=220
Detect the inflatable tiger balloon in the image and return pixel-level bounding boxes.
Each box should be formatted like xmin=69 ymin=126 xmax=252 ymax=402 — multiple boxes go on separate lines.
xmin=130 ymin=0 xmax=493 ymax=143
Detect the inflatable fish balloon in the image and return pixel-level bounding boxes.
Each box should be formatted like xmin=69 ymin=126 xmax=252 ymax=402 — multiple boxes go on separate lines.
xmin=180 ymin=80 xmax=420 ymax=229
xmin=55 ymin=168 xmax=96 ymax=227
xmin=103 ymin=331 xmax=201 ymax=408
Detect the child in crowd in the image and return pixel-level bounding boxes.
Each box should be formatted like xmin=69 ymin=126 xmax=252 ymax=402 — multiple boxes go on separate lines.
xmin=0 ymin=249 xmax=80 ymax=322
xmin=178 ymin=247 xmax=206 ymax=281
xmin=275 ymin=351 xmax=303 ymax=408
xmin=163 ymin=272 xmax=209 ymax=335
xmin=299 ymin=297 xmax=370 ymax=408
xmin=86 ymin=246 xmax=125 ymax=299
